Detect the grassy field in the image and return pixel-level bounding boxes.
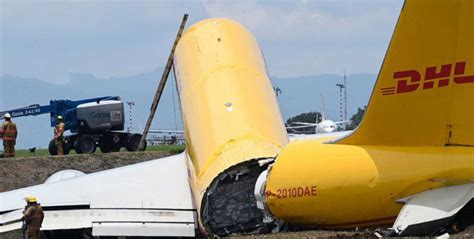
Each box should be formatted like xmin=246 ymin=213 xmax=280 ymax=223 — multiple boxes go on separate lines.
xmin=9 ymin=144 xmax=186 ymax=158
xmin=145 ymin=144 xmax=186 ymax=154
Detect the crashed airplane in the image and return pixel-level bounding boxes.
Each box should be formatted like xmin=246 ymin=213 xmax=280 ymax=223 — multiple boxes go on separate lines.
xmin=1 ymin=0 xmax=473 ymax=237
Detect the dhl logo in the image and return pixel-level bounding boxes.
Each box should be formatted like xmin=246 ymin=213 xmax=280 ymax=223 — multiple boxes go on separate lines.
xmin=381 ymin=61 xmax=474 ymax=95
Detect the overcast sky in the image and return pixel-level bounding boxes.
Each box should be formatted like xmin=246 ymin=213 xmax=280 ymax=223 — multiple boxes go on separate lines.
xmin=0 ymin=0 xmax=403 ymax=84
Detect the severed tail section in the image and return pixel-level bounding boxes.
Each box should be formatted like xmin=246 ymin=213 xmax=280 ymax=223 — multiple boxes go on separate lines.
xmin=337 ymin=0 xmax=474 ymax=146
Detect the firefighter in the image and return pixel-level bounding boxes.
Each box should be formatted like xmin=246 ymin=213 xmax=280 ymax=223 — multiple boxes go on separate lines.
xmin=54 ymin=115 xmax=65 ymax=155
xmin=1 ymin=113 xmax=18 ymax=158
xmin=22 ymin=195 xmax=44 ymax=239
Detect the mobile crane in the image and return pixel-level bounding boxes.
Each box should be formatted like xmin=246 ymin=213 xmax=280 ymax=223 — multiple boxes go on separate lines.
xmin=0 ymin=96 xmax=145 ymax=155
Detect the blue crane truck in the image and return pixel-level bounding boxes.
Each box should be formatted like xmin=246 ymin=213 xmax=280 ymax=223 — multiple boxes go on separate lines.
xmin=0 ymin=96 xmax=145 ymax=155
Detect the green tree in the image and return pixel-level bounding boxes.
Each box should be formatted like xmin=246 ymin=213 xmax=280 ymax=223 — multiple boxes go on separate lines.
xmin=286 ymin=112 xmax=322 ymax=125
xmin=347 ymin=106 xmax=366 ymax=130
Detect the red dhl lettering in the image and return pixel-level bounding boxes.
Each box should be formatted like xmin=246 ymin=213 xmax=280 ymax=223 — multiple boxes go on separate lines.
xmin=381 ymin=61 xmax=474 ymax=96
xmin=266 ymin=186 xmax=317 ymax=199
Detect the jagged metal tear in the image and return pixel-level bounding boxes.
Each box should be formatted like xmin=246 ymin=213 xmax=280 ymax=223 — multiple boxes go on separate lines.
xmin=201 ymin=159 xmax=273 ymax=236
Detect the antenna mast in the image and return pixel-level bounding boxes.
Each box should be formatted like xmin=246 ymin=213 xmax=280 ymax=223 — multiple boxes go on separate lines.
xmin=344 ymin=69 xmax=347 ymax=121
xmin=336 ymin=83 xmax=344 ymax=122
xmin=336 ymin=69 xmax=348 ymax=123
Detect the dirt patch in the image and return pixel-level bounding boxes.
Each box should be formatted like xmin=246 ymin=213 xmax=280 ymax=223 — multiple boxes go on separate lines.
xmin=0 ymin=151 xmax=171 ymax=192
xmin=226 ymin=225 xmax=474 ymax=238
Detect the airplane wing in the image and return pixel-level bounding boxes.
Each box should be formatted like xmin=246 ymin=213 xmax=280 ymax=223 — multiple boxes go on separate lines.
xmin=0 ymin=153 xmax=196 ymax=237
xmin=290 ymin=122 xmax=317 ymax=126
xmin=393 ymin=183 xmax=474 ymax=236
xmin=286 ymin=125 xmax=316 ymax=130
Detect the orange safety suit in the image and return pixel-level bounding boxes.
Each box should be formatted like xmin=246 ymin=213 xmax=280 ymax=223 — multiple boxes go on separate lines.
xmin=54 ymin=122 xmax=65 ymax=155
xmin=1 ymin=120 xmax=17 ymax=157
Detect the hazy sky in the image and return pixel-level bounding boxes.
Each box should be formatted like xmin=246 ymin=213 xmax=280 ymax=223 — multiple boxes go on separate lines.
xmin=0 ymin=0 xmax=403 ymax=84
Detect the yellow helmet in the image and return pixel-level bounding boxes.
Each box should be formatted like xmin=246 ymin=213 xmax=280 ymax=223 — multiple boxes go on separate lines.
xmin=24 ymin=195 xmax=37 ymax=203
xmin=57 ymin=115 xmax=63 ymax=120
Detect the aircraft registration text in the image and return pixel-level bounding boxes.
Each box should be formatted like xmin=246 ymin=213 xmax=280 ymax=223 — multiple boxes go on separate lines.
xmin=267 ymin=186 xmax=317 ymax=199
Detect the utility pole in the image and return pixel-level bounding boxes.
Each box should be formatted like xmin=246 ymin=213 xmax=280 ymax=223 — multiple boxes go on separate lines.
xmin=138 ymin=14 xmax=189 ymax=151
xmin=126 ymin=101 xmax=135 ymax=133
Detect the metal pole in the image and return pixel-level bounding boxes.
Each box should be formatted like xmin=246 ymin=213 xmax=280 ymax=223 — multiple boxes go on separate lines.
xmin=340 ymin=88 xmax=343 ymax=122
xmin=344 ymin=70 xmax=347 ymax=121
xmin=336 ymin=83 xmax=344 ymax=122
xmin=138 ymin=14 xmax=189 ymax=151
xmin=126 ymin=101 xmax=135 ymax=133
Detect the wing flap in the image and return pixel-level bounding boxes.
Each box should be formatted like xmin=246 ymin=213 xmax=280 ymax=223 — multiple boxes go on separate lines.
xmin=93 ymin=222 xmax=195 ymax=237
xmin=392 ymin=183 xmax=474 ymax=236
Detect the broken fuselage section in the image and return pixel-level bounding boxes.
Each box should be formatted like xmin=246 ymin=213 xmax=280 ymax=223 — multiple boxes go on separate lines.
xmin=173 ymin=18 xmax=289 ymax=235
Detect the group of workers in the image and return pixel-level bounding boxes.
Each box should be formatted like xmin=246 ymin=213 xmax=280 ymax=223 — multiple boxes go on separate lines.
xmin=1 ymin=114 xmax=59 ymax=237
xmin=1 ymin=113 xmax=65 ymax=157
xmin=0 ymin=114 xmax=64 ymax=238
xmin=0 ymin=114 xmax=48 ymax=237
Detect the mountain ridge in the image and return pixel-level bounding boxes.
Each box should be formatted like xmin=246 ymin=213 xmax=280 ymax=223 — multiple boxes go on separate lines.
xmin=0 ymin=70 xmax=376 ymax=148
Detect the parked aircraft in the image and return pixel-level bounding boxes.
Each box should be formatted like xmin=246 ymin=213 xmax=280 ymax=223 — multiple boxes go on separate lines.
xmin=0 ymin=0 xmax=472 ymax=238
xmin=287 ymin=95 xmax=349 ymax=134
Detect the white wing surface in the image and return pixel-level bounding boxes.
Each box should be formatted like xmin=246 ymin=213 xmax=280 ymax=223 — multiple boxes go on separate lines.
xmin=0 ymin=153 xmax=196 ymax=237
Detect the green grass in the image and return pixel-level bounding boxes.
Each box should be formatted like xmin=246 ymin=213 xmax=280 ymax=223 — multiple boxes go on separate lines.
xmin=13 ymin=148 xmax=51 ymax=158
xmin=8 ymin=144 xmax=186 ymax=158
xmin=145 ymin=144 xmax=186 ymax=154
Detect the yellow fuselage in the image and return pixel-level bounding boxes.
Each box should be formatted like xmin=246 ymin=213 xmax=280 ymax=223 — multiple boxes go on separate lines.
xmin=265 ymin=138 xmax=474 ymax=228
xmin=173 ymin=18 xmax=288 ymax=234
xmin=264 ymin=0 xmax=474 ymax=229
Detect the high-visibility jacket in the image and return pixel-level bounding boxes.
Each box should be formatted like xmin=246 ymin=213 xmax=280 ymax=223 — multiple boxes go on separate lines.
xmin=2 ymin=121 xmax=17 ymax=141
xmin=54 ymin=122 xmax=65 ymax=140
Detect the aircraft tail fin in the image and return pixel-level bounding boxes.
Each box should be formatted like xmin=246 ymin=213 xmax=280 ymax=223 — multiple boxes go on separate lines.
xmin=337 ymin=0 xmax=473 ymax=146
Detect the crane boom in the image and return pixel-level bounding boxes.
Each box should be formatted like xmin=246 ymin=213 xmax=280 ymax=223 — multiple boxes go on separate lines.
xmin=0 ymin=96 xmax=120 ymax=130
xmin=0 ymin=104 xmax=52 ymax=118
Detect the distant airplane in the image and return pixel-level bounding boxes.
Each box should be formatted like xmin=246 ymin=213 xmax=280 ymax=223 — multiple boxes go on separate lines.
xmin=1 ymin=1 xmax=473 ymax=238
xmin=287 ymin=95 xmax=349 ymax=134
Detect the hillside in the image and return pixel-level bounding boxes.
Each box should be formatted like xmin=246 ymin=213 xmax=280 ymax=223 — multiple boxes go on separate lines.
xmin=0 ymin=71 xmax=376 ymax=148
